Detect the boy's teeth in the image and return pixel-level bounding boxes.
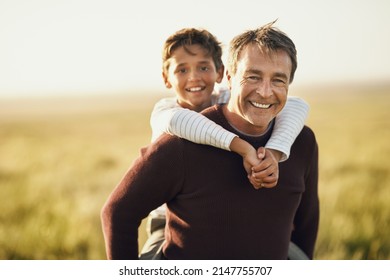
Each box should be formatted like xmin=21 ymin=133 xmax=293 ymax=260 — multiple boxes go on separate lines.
xmin=188 ymin=87 xmax=202 ymax=92
xmin=251 ymin=101 xmax=271 ymax=109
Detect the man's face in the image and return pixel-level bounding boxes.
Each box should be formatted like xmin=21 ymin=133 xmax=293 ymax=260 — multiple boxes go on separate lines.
xmin=163 ymin=44 xmax=223 ymax=112
xmin=226 ymin=44 xmax=291 ymax=135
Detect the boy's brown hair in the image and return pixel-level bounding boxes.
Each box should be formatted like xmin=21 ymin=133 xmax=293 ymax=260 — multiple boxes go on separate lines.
xmin=162 ymin=28 xmax=224 ymax=76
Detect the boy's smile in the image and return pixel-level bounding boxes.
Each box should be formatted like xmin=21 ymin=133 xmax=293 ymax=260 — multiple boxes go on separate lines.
xmin=163 ymin=44 xmax=223 ymax=112
xmin=186 ymin=86 xmax=206 ymax=92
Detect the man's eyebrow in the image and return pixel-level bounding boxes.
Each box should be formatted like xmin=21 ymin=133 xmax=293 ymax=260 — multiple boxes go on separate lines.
xmin=274 ymin=72 xmax=289 ymax=80
xmin=245 ymin=69 xmax=289 ymax=80
xmin=244 ymin=69 xmax=262 ymax=75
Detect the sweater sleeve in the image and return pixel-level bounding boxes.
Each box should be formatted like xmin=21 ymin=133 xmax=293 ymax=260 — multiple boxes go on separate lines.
xmin=101 ymin=137 xmax=185 ymax=259
xmin=265 ymin=96 xmax=309 ymax=161
xmin=150 ymin=97 xmax=237 ymax=150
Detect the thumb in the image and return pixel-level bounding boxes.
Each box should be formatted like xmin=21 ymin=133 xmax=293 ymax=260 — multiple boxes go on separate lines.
xmin=257 ymin=147 xmax=266 ymax=160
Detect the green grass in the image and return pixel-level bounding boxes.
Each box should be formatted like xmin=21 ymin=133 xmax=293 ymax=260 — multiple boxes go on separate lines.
xmin=0 ymin=85 xmax=389 ymax=259
xmin=0 ymin=94 xmax=155 ymax=259
xmin=301 ymin=84 xmax=390 ymax=259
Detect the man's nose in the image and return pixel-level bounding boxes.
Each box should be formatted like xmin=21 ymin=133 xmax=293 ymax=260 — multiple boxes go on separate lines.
xmin=255 ymin=82 xmax=272 ymax=98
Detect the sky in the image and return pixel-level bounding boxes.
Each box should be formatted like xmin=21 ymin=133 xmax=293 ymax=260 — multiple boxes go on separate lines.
xmin=0 ymin=0 xmax=389 ymax=97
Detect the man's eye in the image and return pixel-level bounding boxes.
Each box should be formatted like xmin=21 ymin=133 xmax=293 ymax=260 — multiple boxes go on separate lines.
xmin=200 ymin=66 xmax=209 ymax=71
xmin=273 ymin=79 xmax=286 ymax=86
xmin=247 ymin=76 xmax=259 ymax=81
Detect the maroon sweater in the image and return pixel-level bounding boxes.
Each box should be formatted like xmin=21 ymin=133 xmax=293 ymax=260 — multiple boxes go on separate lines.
xmin=101 ymin=105 xmax=319 ymax=259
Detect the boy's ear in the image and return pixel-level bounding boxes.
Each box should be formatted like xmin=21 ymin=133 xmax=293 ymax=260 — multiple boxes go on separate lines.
xmin=216 ymin=65 xmax=225 ymax=83
xmin=162 ymin=72 xmax=172 ymax=89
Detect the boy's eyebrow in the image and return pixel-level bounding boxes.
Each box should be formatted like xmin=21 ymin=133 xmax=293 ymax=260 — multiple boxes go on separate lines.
xmin=174 ymin=62 xmax=188 ymax=68
xmin=198 ymin=60 xmax=214 ymax=64
xmin=174 ymin=60 xmax=214 ymax=68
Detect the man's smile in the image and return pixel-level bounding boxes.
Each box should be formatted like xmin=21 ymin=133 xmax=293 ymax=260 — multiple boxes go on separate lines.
xmin=250 ymin=101 xmax=272 ymax=109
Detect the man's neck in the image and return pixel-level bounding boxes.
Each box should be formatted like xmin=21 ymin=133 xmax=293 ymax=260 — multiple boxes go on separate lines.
xmin=222 ymin=105 xmax=271 ymax=136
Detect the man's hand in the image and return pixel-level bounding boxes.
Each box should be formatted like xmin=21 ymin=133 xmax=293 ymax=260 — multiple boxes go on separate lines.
xmin=248 ymin=147 xmax=279 ymax=189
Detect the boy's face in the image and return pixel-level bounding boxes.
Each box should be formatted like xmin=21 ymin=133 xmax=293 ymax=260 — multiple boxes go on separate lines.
xmin=163 ymin=44 xmax=223 ymax=112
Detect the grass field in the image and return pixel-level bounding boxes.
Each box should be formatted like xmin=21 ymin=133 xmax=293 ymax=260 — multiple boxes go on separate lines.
xmin=0 ymin=84 xmax=389 ymax=259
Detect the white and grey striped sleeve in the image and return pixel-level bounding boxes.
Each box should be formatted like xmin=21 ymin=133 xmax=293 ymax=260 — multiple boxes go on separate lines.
xmin=150 ymin=97 xmax=181 ymax=142
xmin=265 ymin=96 xmax=310 ymax=161
xmin=168 ymin=108 xmax=237 ymax=151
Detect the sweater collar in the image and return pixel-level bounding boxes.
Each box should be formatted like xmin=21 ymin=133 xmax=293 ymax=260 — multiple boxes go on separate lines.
xmin=212 ymin=104 xmax=274 ymax=147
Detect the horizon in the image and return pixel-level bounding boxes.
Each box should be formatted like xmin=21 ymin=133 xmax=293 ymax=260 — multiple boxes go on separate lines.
xmin=1 ymin=80 xmax=389 ymax=100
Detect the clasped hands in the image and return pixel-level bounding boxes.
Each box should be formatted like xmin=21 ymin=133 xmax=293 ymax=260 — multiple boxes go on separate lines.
xmin=243 ymin=147 xmax=280 ymax=189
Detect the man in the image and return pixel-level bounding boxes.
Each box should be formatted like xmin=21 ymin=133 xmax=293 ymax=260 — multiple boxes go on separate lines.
xmin=101 ymin=21 xmax=319 ymax=260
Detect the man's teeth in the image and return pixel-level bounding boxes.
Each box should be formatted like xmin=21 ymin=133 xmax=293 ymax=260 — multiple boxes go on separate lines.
xmin=187 ymin=87 xmax=203 ymax=92
xmin=251 ymin=101 xmax=271 ymax=109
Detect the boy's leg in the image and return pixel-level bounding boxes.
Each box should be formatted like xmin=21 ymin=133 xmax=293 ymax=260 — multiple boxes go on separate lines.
xmin=139 ymin=225 xmax=165 ymax=259
xmin=287 ymin=242 xmax=309 ymax=260
xmin=139 ymin=205 xmax=166 ymax=259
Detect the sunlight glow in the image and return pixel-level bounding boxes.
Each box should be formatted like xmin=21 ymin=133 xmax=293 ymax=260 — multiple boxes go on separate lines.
xmin=0 ymin=0 xmax=389 ymax=97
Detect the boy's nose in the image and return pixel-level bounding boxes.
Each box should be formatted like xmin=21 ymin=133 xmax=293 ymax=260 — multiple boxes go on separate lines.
xmin=188 ymin=70 xmax=201 ymax=81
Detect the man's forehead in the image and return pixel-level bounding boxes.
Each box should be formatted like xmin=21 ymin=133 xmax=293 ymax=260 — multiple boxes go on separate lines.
xmin=238 ymin=44 xmax=285 ymax=60
xmin=236 ymin=45 xmax=292 ymax=73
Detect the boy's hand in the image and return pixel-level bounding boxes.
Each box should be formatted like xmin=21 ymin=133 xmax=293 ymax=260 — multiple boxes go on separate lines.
xmin=249 ymin=147 xmax=279 ymax=189
xmin=229 ymin=137 xmax=279 ymax=189
xmin=230 ymin=137 xmax=259 ymax=177
xmin=241 ymin=147 xmax=260 ymax=180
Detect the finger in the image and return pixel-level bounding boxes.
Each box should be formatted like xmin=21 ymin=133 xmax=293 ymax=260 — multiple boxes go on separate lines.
xmin=260 ymin=181 xmax=277 ymax=188
xmin=248 ymin=175 xmax=262 ymax=189
xmin=257 ymin=147 xmax=266 ymax=160
xmin=262 ymin=175 xmax=278 ymax=184
xmin=252 ymin=164 xmax=277 ymax=179
xmin=254 ymin=179 xmax=276 ymax=189
xmin=251 ymin=160 xmax=272 ymax=173
xmin=251 ymin=172 xmax=278 ymax=187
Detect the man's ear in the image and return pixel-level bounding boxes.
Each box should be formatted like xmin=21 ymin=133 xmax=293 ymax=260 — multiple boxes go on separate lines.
xmin=162 ymin=72 xmax=172 ymax=88
xmin=226 ymin=70 xmax=232 ymax=89
xmin=216 ymin=65 xmax=225 ymax=84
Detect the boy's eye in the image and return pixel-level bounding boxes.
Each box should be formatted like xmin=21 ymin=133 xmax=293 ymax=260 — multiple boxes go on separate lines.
xmin=200 ymin=66 xmax=209 ymax=71
xmin=178 ymin=68 xmax=188 ymax=74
